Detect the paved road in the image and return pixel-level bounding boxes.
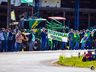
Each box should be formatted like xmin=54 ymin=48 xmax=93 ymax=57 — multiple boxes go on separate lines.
xmin=0 ymin=50 xmax=95 ymax=72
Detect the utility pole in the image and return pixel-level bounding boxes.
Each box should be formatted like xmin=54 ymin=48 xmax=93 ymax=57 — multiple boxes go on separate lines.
xmin=7 ymin=0 xmax=11 ymax=28
xmin=74 ymin=0 xmax=80 ymax=30
xmin=34 ymin=0 xmax=40 ymax=18
xmin=88 ymin=14 xmax=90 ymax=28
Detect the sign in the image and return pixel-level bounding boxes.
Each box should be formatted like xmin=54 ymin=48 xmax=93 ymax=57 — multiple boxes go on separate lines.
xmin=48 ymin=29 xmax=68 ymax=42
xmin=40 ymin=0 xmax=61 ymax=8
xmin=21 ymin=0 xmax=33 ymax=5
xmin=21 ymin=0 xmax=33 ymax=3
xmin=11 ymin=10 xmax=16 ymax=21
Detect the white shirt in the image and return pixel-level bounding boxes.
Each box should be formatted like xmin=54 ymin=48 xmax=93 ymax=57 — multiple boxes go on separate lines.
xmin=0 ymin=32 xmax=5 ymax=40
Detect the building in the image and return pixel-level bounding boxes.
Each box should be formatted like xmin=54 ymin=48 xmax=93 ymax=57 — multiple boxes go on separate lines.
xmin=0 ymin=0 xmax=33 ymax=28
xmin=39 ymin=0 xmax=96 ymax=30
xmin=0 ymin=0 xmax=96 ymax=29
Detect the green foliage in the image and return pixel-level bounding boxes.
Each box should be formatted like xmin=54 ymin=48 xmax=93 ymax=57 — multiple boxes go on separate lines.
xmin=59 ymin=55 xmax=65 ymax=64
xmin=58 ymin=55 xmax=96 ymax=68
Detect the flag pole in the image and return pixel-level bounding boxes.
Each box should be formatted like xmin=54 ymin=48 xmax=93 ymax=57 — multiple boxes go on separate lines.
xmin=7 ymin=0 xmax=11 ymax=28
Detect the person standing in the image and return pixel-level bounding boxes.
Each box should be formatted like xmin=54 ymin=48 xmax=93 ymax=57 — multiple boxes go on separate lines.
xmin=86 ymin=31 xmax=93 ymax=49
xmin=74 ymin=30 xmax=80 ymax=50
xmin=52 ymin=40 xmax=58 ymax=50
xmin=68 ymin=29 xmax=75 ymax=50
xmin=0 ymin=30 xmax=2 ymax=52
xmin=80 ymin=30 xmax=90 ymax=50
xmin=2 ymin=28 xmax=8 ymax=52
xmin=28 ymin=30 xmax=35 ymax=51
xmin=7 ymin=28 xmax=13 ymax=51
xmin=0 ymin=29 xmax=5 ymax=52
xmin=15 ymin=31 xmax=23 ymax=51
xmin=41 ymin=28 xmax=47 ymax=50
xmin=93 ymin=30 xmax=96 ymax=49
xmin=21 ymin=33 xmax=28 ymax=51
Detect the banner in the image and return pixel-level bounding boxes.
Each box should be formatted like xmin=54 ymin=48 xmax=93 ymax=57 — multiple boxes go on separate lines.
xmin=14 ymin=0 xmax=21 ymax=6
xmin=48 ymin=29 xmax=68 ymax=42
xmin=80 ymin=31 xmax=90 ymax=43
xmin=11 ymin=10 xmax=16 ymax=21
xmin=21 ymin=0 xmax=33 ymax=5
xmin=21 ymin=0 xmax=33 ymax=3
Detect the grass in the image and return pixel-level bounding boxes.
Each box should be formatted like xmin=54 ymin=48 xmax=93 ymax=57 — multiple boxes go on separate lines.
xmin=57 ymin=55 xmax=96 ymax=68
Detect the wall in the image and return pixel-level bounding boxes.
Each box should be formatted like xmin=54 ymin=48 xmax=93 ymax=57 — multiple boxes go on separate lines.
xmin=0 ymin=0 xmax=7 ymax=4
xmin=40 ymin=0 xmax=61 ymax=8
xmin=0 ymin=0 xmax=21 ymax=6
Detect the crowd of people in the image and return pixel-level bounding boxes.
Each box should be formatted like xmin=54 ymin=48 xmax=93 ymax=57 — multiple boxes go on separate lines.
xmin=0 ymin=27 xmax=96 ymax=52
xmin=0 ymin=27 xmax=35 ymax=52
xmin=41 ymin=28 xmax=96 ymax=50
xmin=68 ymin=29 xmax=96 ymax=50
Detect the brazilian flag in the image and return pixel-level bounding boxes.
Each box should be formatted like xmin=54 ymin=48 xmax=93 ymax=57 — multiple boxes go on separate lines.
xmin=29 ymin=19 xmax=42 ymax=29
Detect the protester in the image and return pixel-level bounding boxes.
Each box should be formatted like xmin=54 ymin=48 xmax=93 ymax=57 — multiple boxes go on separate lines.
xmin=0 ymin=27 xmax=96 ymax=52
xmin=93 ymin=30 xmax=96 ymax=49
xmin=2 ymin=28 xmax=8 ymax=52
xmin=0 ymin=29 xmax=5 ymax=52
xmin=61 ymin=41 xmax=67 ymax=50
xmin=80 ymin=30 xmax=90 ymax=50
xmin=15 ymin=31 xmax=23 ymax=51
xmin=41 ymin=28 xmax=47 ymax=50
xmin=52 ymin=40 xmax=58 ymax=50
xmin=28 ymin=30 xmax=35 ymax=51
xmin=68 ymin=29 xmax=75 ymax=50
xmin=82 ymin=51 xmax=93 ymax=62
xmin=22 ymin=33 xmax=28 ymax=51
xmin=86 ymin=31 xmax=93 ymax=49
xmin=6 ymin=28 xmax=13 ymax=51
xmin=74 ymin=30 xmax=80 ymax=50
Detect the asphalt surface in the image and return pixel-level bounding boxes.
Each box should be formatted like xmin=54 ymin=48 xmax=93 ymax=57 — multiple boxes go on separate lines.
xmin=0 ymin=50 xmax=95 ymax=72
